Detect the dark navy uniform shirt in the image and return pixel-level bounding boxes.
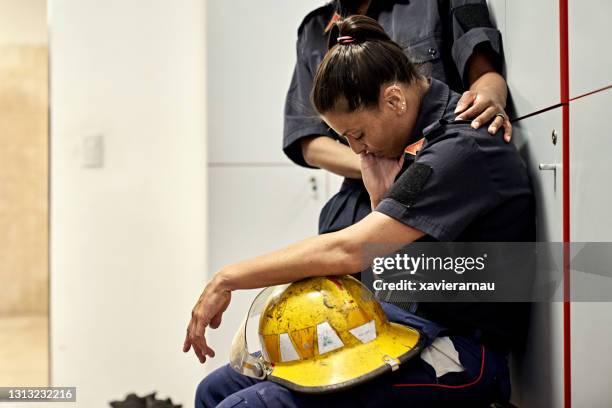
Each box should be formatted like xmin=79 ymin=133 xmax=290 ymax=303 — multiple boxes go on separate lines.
xmin=377 ymin=78 xmax=535 ymax=352
xmin=378 ymin=78 xmax=533 ymax=243
xmin=283 ymin=0 xmax=504 ymax=168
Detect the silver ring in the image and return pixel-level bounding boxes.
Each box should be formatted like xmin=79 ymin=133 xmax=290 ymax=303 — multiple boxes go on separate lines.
xmin=494 ymin=113 xmax=505 ymax=120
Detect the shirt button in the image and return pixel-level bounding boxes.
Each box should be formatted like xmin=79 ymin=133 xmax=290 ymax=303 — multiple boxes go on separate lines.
xmin=428 ymin=47 xmax=437 ymax=56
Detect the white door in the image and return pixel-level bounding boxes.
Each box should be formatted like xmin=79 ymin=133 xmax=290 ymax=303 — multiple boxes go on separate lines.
xmin=511 ymin=106 xmax=564 ymax=408
xmin=569 ymin=88 xmax=612 ymax=407
xmin=568 ymin=0 xmax=612 ymax=99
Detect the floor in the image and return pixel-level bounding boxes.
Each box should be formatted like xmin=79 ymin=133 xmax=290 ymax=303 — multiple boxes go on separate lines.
xmin=0 ymin=315 xmax=48 ymax=387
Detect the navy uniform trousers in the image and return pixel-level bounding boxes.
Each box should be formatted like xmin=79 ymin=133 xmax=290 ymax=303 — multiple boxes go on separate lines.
xmin=194 ymin=302 xmax=511 ymax=408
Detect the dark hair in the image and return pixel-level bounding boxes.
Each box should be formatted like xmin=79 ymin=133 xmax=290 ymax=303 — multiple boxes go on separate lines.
xmin=311 ymin=15 xmax=420 ymax=114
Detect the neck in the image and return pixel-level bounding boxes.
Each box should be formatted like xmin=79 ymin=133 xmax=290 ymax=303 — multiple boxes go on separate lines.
xmin=400 ymin=77 xmax=430 ymax=149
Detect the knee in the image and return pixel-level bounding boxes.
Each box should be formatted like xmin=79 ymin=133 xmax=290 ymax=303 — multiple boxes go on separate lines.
xmin=216 ymin=381 xmax=296 ymax=408
xmin=194 ymin=366 xmax=233 ymax=408
xmin=194 ymin=376 xmax=214 ymax=408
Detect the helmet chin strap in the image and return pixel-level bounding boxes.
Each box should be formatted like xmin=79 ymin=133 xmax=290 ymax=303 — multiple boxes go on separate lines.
xmin=230 ymin=316 xmax=269 ymax=379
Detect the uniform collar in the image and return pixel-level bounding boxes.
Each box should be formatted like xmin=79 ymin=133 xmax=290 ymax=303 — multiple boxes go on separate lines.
xmin=409 ymin=77 xmax=452 ymax=144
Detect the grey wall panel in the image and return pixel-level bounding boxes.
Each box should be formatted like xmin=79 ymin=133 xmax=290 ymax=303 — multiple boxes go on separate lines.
xmin=570 ymin=89 xmax=612 ymax=241
xmin=505 ymin=0 xmax=561 ymax=118
xmin=569 ymin=89 xmax=612 ymax=407
xmin=207 ymin=0 xmax=323 ymax=163
xmin=569 ymin=0 xmax=612 ymax=98
xmin=486 ymin=0 xmax=506 ymax=51
xmin=208 ymin=166 xmax=325 ymax=273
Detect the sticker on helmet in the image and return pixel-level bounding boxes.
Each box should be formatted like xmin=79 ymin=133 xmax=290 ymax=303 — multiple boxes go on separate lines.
xmin=317 ymin=321 xmax=344 ymax=354
xmin=279 ymin=332 xmax=301 ymax=362
xmin=349 ymin=319 xmax=377 ymax=343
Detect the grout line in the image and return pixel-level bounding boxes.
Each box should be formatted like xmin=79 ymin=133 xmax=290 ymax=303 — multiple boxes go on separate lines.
xmin=569 ymin=84 xmax=612 ymax=102
xmin=510 ymin=103 xmax=565 ymax=123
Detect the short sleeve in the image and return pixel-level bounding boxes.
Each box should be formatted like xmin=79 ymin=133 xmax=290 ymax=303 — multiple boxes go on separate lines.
xmin=376 ymin=135 xmax=499 ymax=241
xmin=282 ymin=35 xmax=333 ymax=168
xmin=446 ymin=0 xmax=503 ymax=85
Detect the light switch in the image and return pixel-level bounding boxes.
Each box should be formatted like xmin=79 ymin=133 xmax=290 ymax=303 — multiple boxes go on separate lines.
xmin=81 ymin=132 xmax=104 ymax=168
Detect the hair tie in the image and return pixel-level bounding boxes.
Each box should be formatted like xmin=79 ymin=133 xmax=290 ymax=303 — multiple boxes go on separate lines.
xmin=337 ymin=35 xmax=355 ymax=45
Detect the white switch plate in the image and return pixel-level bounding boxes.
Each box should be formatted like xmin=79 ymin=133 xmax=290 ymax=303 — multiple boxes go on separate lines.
xmin=81 ymin=132 xmax=104 ymax=168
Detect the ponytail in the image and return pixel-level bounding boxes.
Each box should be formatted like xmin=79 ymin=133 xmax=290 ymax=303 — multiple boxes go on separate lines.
xmin=312 ymin=15 xmax=420 ymax=114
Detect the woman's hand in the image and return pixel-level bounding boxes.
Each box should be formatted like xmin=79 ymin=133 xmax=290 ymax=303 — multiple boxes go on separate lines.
xmin=360 ymin=152 xmax=404 ymax=209
xmin=455 ymin=72 xmax=512 ymax=142
xmin=183 ymin=274 xmax=232 ymax=364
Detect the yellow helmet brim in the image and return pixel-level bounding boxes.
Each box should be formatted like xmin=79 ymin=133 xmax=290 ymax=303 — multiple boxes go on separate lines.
xmin=267 ymin=322 xmax=425 ymax=394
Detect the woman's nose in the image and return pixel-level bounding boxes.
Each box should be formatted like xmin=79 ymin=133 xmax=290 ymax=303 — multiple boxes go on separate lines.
xmin=348 ymin=138 xmax=366 ymax=154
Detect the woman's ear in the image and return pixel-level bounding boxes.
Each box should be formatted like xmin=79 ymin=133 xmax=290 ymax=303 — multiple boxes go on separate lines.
xmin=382 ymin=84 xmax=407 ymax=115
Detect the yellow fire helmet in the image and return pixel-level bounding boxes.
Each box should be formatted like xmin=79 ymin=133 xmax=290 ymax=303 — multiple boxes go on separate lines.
xmin=229 ymin=275 xmax=424 ymax=393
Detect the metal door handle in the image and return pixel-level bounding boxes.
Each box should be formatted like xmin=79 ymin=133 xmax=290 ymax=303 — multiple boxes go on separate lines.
xmin=539 ymin=163 xmax=558 ymax=171
xmin=538 ymin=163 xmax=560 ymax=192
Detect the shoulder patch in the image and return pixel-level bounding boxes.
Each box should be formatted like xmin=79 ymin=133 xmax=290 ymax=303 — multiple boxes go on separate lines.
xmin=452 ymin=3 xmax=493 ymax=31
xmin=384 ymin=163 xmax=433 ymax=207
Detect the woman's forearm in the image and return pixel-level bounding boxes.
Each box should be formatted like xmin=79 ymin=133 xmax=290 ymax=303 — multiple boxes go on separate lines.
xmin=214 ymin=231 xmax=362 ymax=292
xmin=213 ymin=210 xmax=425 ymax=293
xmin=301 ymin=136 xmax=362 ymax=179
xmin=466 ymin=50 xmax=507 ymax=105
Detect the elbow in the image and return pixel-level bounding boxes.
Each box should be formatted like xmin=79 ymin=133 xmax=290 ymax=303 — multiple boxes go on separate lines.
xmin=301 ymin=136 xmax=320 ymax=168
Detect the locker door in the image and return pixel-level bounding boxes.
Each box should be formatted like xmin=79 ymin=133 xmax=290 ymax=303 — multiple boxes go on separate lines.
xmin=206 ymin=166 xmax=326 ymax=372
xmin=486 ymin=0 xmax=506 ymax=44
xmin=513 ymin=108 xmax=563 ymax=242
xmin=568 ymin=0 xmax=612 ymax=99
xmin=510 ymin=107 xmax=564 ymax=408
xmin=207 ymin=0 xmax=324 ymax=164
xmin=505 ymin=0 xmax=561 ymax=118
xmin=569 ymin=88 xmax=612 ymax=407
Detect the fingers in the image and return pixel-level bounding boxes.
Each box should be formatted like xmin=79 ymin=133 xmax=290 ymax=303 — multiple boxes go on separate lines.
xmin=485 ymin=113 xmax=512 ymax=143
xmin=182 ymin=332 xmax=191 ymax=353
xmin=471 ymin=106 xmax=498 ymax=131
xmin=183 ymin=318 xmax=195 ymax=353
xmin=502 ymin=119 xmax=513 ymax=143
xmin=456 ymin=100 xmax=488 ymax=124
xmin=183 ymin=312 xmax=216 ymax=364
xmin=192 ymin=325 xmax=207 ymax=363
xmin=487 ymin=114 xmax=504 ymax=134
xmin=183 ymin=324 xmax=207 ymax=364
xmin=454 ymin=91 xmax=476 ymax=115
xmin=194 ymin=318 xmax=216 ymax=359
xmin=209 ymin=313 xmax=222 ymax=329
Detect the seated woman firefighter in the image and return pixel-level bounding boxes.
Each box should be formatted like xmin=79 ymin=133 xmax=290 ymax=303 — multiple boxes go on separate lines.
xmin=186 ymin=15 xmax=534 ymax=408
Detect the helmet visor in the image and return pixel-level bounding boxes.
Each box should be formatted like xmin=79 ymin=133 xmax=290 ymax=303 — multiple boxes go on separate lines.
xmin=229 ymin=283 xmax=290 ymax=379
